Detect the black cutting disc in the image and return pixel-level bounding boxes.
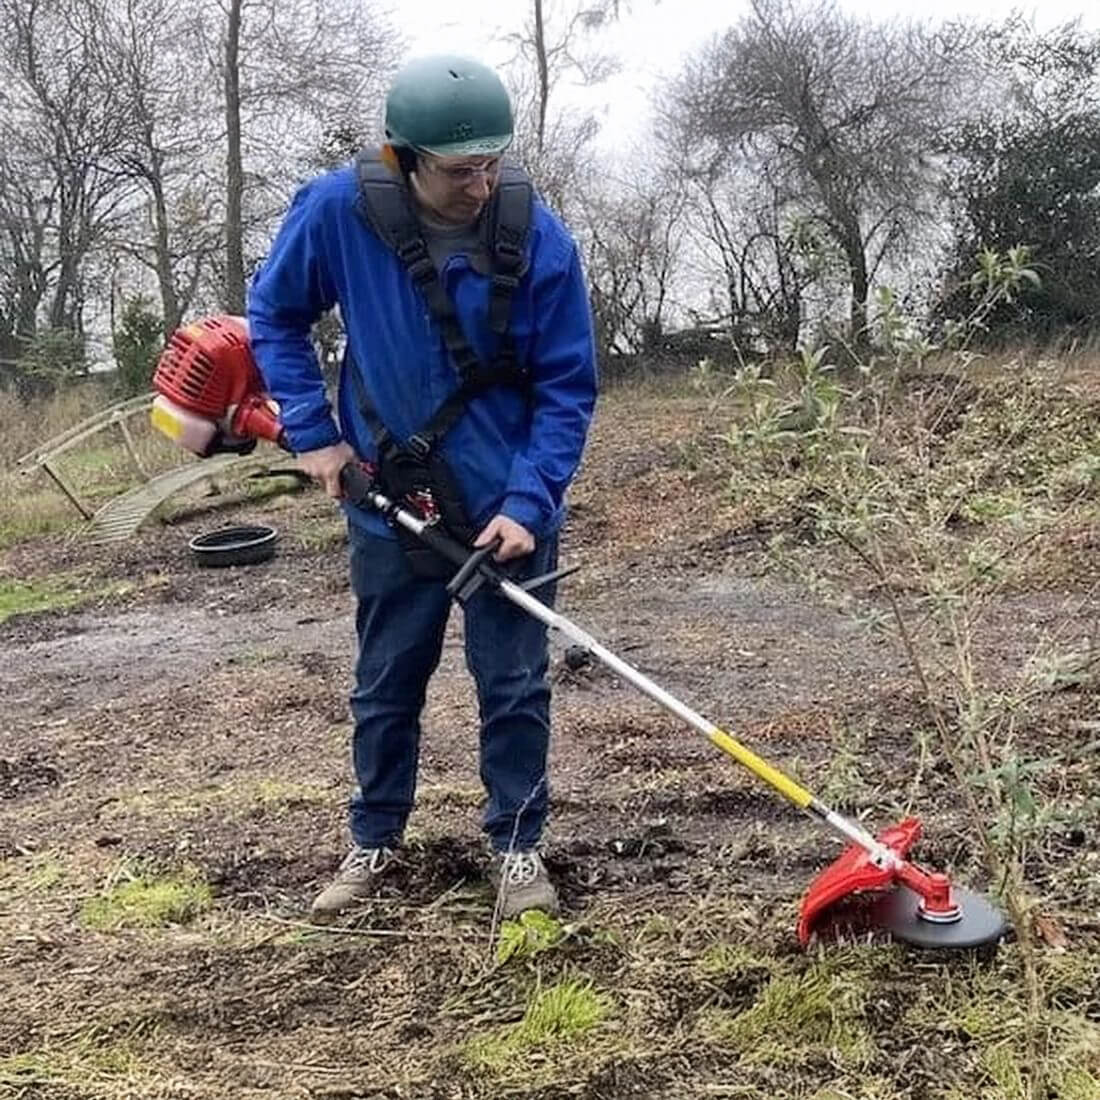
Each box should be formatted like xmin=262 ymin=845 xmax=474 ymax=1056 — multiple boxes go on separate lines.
xmin=870 ymin=885 xmax=1008 ymax=949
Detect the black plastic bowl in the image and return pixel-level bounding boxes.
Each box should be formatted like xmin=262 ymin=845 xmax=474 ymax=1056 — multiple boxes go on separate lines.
xmin=188 ymin=524 xmax=278 ymax=567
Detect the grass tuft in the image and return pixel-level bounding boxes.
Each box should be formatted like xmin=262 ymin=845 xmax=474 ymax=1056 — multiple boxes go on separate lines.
xmin=0 ymin=1026 xmax=154 ymax=1092
xmin=0 ymin=482 xmax=77 ymax=547
xmin=701 ymin=955 xmax=874 ymax=1067
xmin=0 ymin=853 xmax=67 ymax=905
xmin=464 ymin=978 xmax=613 ymax=1072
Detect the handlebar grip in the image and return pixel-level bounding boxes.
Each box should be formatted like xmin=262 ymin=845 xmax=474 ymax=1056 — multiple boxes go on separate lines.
xmin=339 ymin=462 xmax=377 ymax=507
xmin=445 ymin=540 xmax=500 ymax=598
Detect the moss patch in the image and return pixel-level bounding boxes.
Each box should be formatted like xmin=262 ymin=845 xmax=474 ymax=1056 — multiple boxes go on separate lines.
xmin=0 ymin=576 xmax=84 ymax=623
xmin=0 ymin=574 xmax=135 ymax=624
xmin=81 ymin=870 xmax=213 ymax=930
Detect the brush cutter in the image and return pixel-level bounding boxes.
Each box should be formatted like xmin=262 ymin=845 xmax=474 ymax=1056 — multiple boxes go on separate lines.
xmin=337 ymin=463 xmax=1007 ymax=949
xmin=150 ymin=315 xmax=1008 ymax=951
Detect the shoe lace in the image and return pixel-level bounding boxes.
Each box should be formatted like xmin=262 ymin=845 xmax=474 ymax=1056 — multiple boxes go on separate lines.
xmin=502 ymin=851 xmax=540 ymax=887
xmin=341 ymin=846 xmax=392 ymax=875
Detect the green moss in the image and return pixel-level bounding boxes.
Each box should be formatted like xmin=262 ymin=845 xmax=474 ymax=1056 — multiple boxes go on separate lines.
xmin=981 ymin=1043 xmax=1028 ymax=1099
xmin=0 ymin=575 xmax=134 ymax=623
xmin=81 ymin=871 xmax=213 ymax=930
xmin=295 ymin=518 xmax=348 ymax=552
xmin=0 ymin=577 xmax=83 ymax=623
xmin=1056 ymin=1067 xmax=1100 ymax=1100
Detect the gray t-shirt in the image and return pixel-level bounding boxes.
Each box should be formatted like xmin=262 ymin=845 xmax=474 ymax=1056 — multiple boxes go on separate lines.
xmin=416 ymin=207 xmax=491 ymax=275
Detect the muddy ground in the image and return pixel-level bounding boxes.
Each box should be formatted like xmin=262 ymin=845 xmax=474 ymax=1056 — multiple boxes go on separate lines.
xmin=2 ymin=386 xmax=1098 ymax=1099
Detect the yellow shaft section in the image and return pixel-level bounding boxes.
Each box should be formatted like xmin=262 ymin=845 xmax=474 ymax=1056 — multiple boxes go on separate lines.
xmin=708 ymin=729 xmax=813 ymax=809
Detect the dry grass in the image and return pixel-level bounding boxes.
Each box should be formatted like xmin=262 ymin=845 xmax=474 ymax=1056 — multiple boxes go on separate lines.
xmin=0 ymin=382 xmax=117 ymax=467
xmin=0 ymin=383 xmax=183 ymax=548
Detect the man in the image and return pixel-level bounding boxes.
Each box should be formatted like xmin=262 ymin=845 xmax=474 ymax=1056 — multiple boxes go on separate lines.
xmin=248 ymin=55 xmax=597 ymax=922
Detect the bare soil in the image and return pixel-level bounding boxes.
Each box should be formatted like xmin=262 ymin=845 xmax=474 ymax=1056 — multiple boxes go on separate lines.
xmin=2 ymin=386 xmax=1098 ymax=1099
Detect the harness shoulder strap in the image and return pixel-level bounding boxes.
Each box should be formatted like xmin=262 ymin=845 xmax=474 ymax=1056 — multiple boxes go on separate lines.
xmin=354 ymin=148 xmax=480 ymax=378
xmin=485 ymin=163 xmax=534 ymax=349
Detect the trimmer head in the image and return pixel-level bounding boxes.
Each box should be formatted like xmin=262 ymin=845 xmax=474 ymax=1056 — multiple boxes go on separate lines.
xmin=798 ymin=817 xmax=1007 ymax=949
xmin=869 ymin=884 xmax=1008 ymax=949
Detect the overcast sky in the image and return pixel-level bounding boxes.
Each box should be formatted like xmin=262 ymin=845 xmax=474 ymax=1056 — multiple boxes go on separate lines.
xmin=396 ymin=0 xmax=1099 ymax=151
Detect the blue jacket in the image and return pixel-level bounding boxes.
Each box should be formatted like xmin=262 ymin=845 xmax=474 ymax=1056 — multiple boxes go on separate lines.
xmin=247 ymin=163 xmax=597 ymax=539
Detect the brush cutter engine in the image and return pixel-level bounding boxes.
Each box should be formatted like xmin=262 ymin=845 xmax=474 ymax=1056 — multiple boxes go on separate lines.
xmin=150 ymin=315 xmax=1008 ymax=953
xmin=151 ymin=315 xmax=285 ymax=457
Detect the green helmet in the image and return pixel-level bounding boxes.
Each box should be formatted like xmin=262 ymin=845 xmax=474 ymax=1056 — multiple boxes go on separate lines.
xmin=384 ymin=55 xmax=513 ymax=158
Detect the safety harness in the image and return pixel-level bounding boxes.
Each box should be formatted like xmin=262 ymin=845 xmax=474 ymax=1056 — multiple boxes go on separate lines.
xmin=350 ymin=147 xmax=534 ymax=576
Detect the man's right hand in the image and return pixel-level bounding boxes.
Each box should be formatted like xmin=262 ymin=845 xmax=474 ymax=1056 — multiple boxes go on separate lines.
xmin=297 ymin=441 xmax=357 ymax=499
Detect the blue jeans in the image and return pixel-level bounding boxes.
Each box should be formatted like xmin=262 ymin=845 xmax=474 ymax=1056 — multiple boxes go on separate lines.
xmin=347 ymin=523 xmax=557 ymax=852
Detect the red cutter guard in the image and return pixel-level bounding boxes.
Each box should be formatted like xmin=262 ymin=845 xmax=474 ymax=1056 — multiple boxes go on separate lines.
xmin=799 ymin=817 xmax=1005 ymax=949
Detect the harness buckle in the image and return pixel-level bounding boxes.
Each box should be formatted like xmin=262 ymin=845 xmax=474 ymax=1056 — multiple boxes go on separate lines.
xmin=491 ymin=271 xmax=521 ymax=291
xmin=407 ymin=433 xmax=433 ymax=459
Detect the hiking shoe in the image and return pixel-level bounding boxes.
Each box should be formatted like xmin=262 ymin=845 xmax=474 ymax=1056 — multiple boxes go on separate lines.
xmin=310 ymin=846 xmax=395 ymax=920
xmin=490 ymin=850 xmax=560 ymax=919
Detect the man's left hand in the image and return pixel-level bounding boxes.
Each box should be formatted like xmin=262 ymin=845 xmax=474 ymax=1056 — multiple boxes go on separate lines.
xmin=475 ymin=515 xmax=535 ymax=562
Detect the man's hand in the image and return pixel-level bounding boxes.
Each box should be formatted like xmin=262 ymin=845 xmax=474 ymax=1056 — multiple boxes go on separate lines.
xmin=297 ymin=441 xmax=357 ymax=499
xmin=475 ymin=515 xmax=535 ymax=562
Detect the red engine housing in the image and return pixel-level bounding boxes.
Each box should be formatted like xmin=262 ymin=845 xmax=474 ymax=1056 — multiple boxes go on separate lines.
xmin=153 ymin=315 xmax=283 ymax=444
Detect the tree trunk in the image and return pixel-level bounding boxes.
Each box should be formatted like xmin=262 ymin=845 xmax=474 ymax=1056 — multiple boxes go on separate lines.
xmin=149 ymin=161 xmax=181 ymax=337
xmin=533 ymin=0 xmax=550 ymax=155
xmin=224 ymin=0 xmax=245 ymax=315
xmin=835 ymin=210 xmax=869 ymax=344
xmin=49 ymin=252 xmax=80 ymax=331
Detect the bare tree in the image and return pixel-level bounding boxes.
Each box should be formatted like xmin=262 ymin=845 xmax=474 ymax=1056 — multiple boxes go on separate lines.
xmin=579 ymin=165 xmax=687 ymax=361
xmin=0 ymin=146 xmax=50 ymax=371
xmin=510 ymin=0 xmax=621 ymax=156
xmin=224 ymin=0 xmax=245 ymax=314
xmin=667 ymin=0 xmax=974 ymax=342
xmin=677 ymin=150 xmax=844 ymax=356
xmin=503 ymin=0 xmax=624 ymax=213
xmin=202 ymin=0 xmax=401 ymax=312
xmin=91 ymin=0 xmax=222 ymax=335
xmin=0 ymin=0 xmax=140 ymax=341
